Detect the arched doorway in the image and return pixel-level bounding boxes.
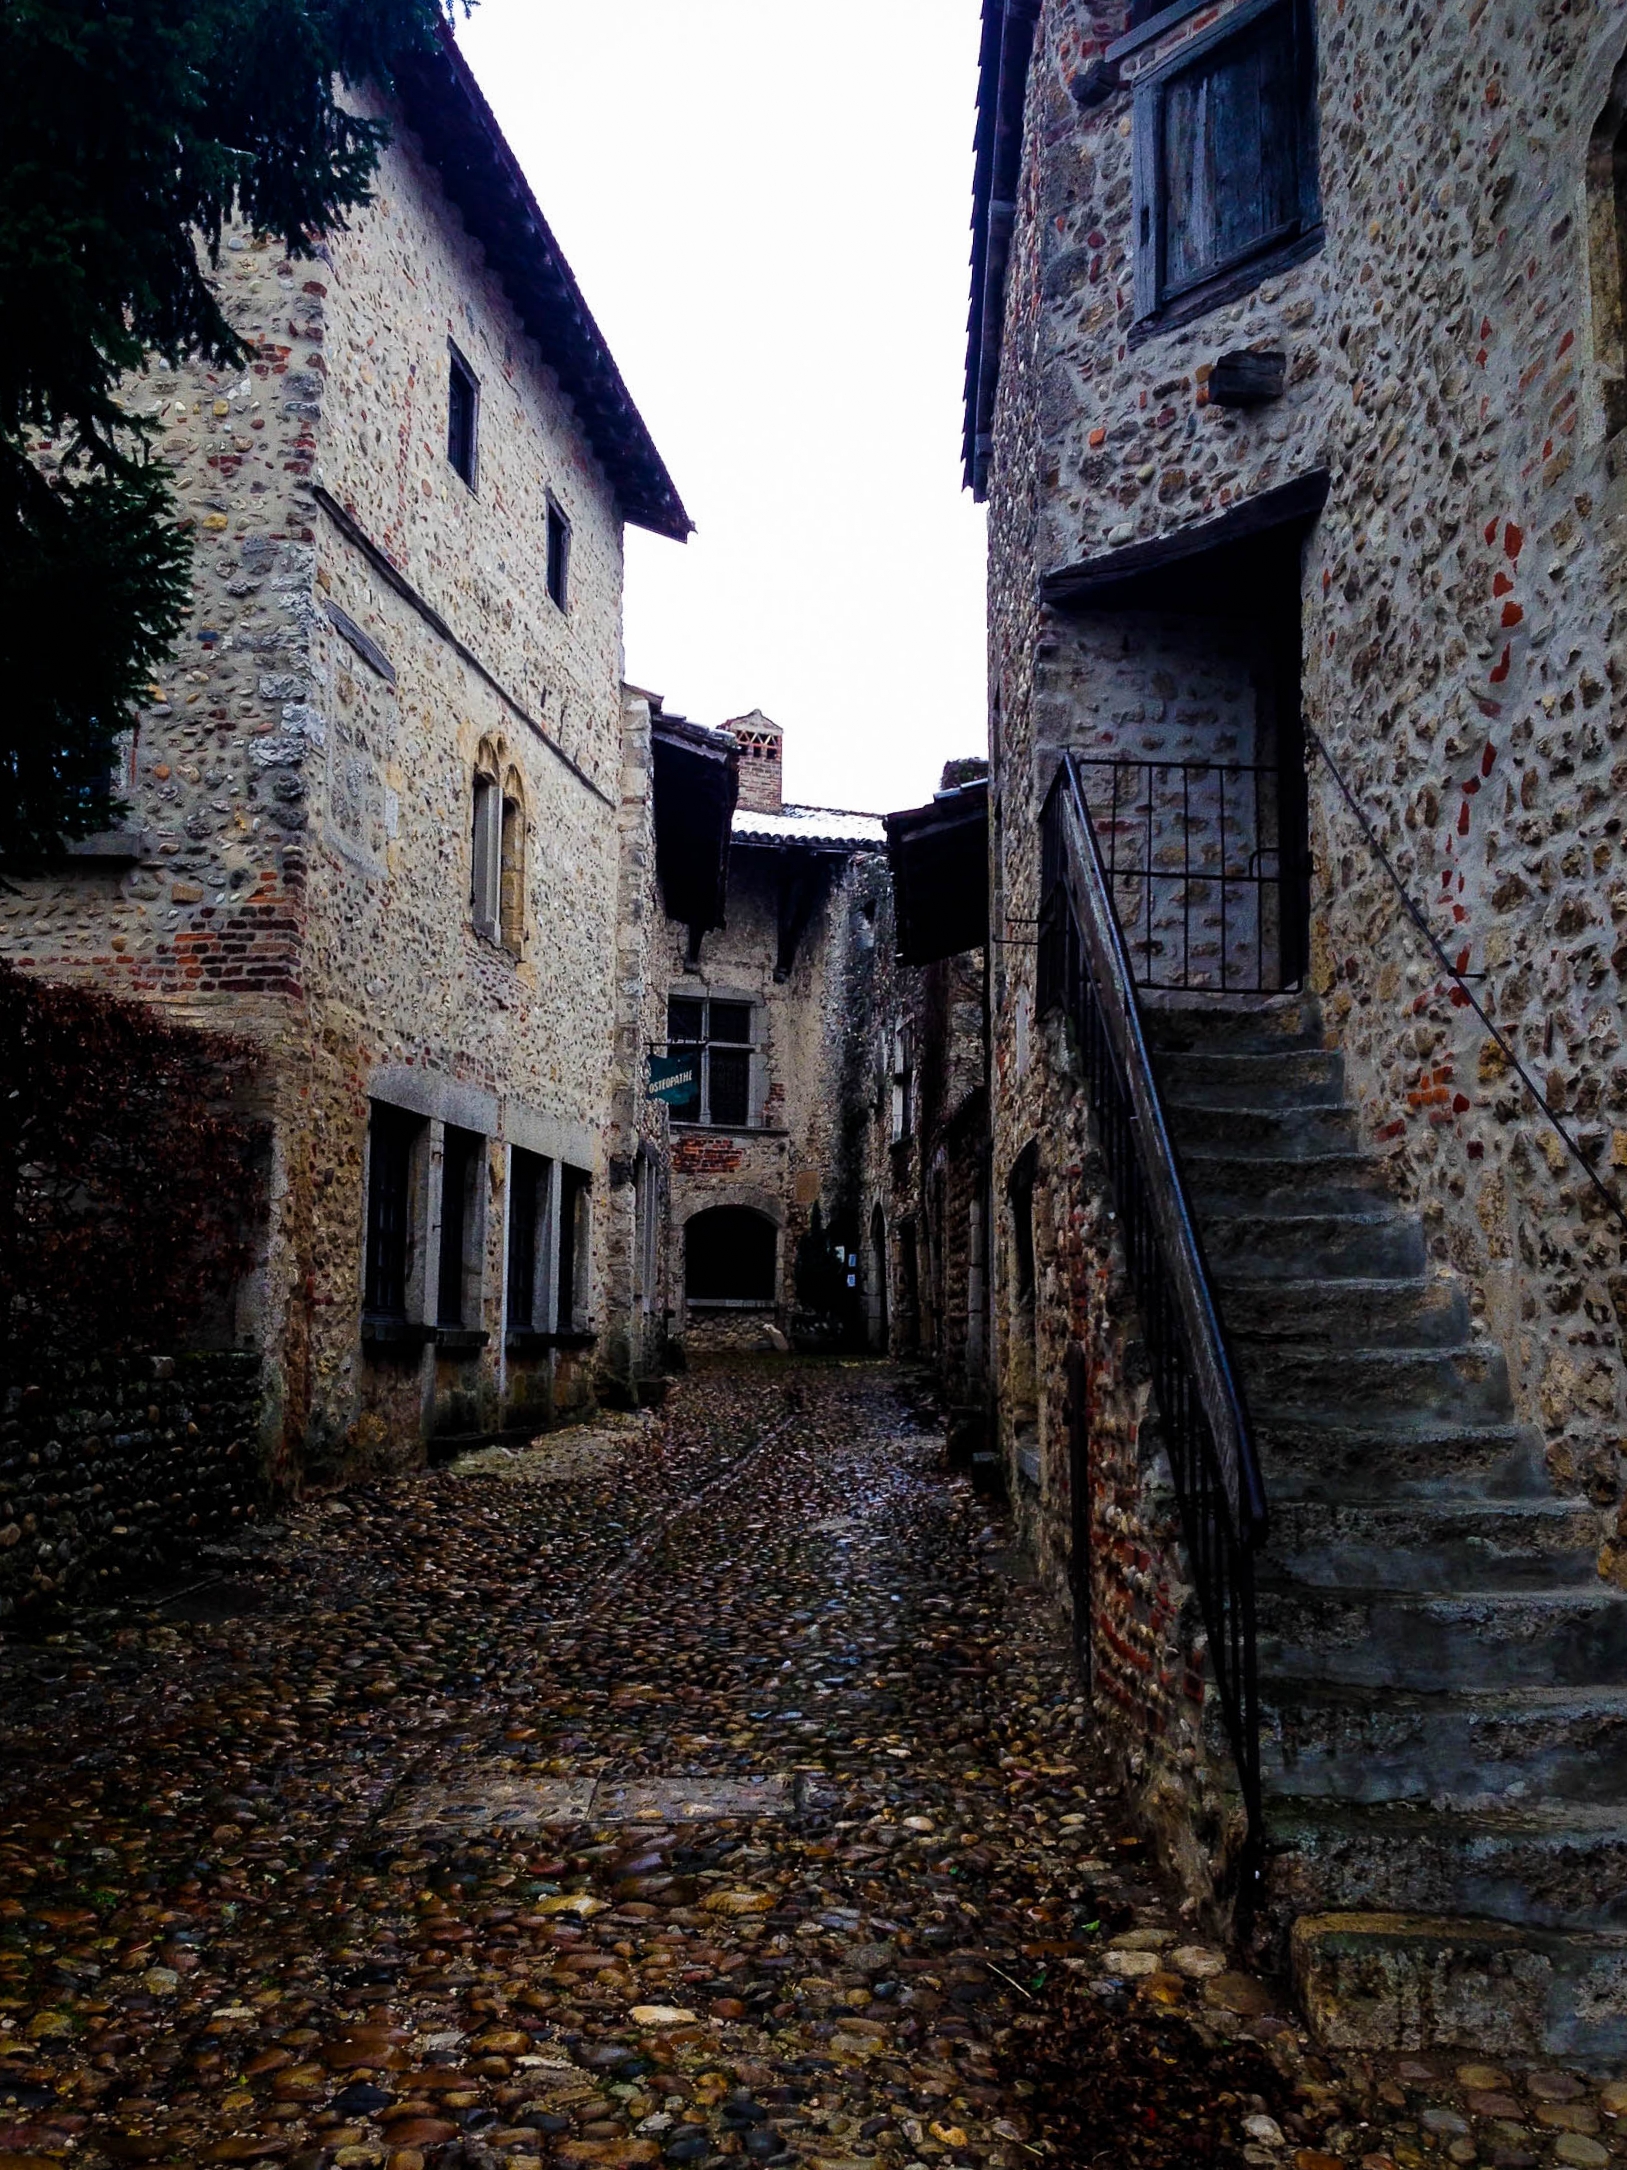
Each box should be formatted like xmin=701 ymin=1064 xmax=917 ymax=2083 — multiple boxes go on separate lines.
xmin=868 ymin=1202 xmax=889 ymax=1354
xmin=684 ymin=1205 xmax=778 ymax=1307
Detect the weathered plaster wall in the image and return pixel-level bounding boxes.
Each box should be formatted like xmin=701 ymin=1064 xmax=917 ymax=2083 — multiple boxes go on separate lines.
xmin=662 ymin=848 xmax=886 ymax=1349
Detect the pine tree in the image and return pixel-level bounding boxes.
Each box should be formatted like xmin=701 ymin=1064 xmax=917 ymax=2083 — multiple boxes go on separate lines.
xmin=0 ymin=0 xmax=470 ymax=868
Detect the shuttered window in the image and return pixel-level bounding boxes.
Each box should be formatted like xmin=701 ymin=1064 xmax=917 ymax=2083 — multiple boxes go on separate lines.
xmin=1132 ymin=0 xmax=1319 ymax=325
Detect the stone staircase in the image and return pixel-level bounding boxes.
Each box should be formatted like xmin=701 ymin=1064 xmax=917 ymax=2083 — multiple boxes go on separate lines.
xmin=1143 ymin=997 xmax=1627 ymax=2061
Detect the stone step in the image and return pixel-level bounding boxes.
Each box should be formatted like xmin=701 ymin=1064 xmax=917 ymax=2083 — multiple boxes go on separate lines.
xmin=1255 ymin=1681 xmax=1627 ymax=1809
xmin=1257 ymin=1415 xmax=1549 ymax=1501
xmin=1267 ymin=1798 xmax=1627 ymax=1938
xmin=1291 ymin=1911 xmax=1627 ymax=2061
xmin=1202 ymin=1206 xmax=1427 ymax=1280
xmin=1141 ymin=997 xmax=1325 ymax=1057
xmin=1256 ymin=1584 xmax=1627 ymax=1693
xmin=1241 ymin=1342 xmax=1513 ymax=1425
xmin=1166 ymin=1099 xmax=1361 ymax=1159
xmin=1266 ymin=1496 xmax=1604 ymax=1593
xmin=1218 ymin=1274 xmax=1471 ymax=1350
xmin=1157 ymin=1046 xmax=1346 ymax=1109
xmin=1183 ymin=1149 xmax=1395 ymax=1218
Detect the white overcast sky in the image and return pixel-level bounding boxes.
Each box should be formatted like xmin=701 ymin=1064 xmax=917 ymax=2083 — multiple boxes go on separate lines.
xmin=456 ymin=0 xmax=988 ymax=816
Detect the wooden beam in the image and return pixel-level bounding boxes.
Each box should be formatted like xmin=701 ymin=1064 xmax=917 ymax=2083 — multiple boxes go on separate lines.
xmin=1042 ymin=468 xmax=1330 ymax=610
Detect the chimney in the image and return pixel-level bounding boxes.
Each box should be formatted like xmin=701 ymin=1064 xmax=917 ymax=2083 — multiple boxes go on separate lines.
xmin=724 ymin=710 xmax=784 ymax=814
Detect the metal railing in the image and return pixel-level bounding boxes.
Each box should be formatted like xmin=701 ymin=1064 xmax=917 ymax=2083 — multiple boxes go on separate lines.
xmin=1075 ymin=756 xmax=1305 ymax=994
xmin=1040 ymin=752 xmax=1269 ymax=1904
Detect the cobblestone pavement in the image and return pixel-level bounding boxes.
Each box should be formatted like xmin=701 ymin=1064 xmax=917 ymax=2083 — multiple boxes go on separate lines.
xmin=0 ymin=1361 xmax=1621 ymax=2170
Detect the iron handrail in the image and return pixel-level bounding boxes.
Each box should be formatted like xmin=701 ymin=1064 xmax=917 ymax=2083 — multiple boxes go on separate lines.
xmin=1305 ymin=727 xmax=1627 ymax=1244
xmin=1040 ymin=751 xmax=1268 ymax=1897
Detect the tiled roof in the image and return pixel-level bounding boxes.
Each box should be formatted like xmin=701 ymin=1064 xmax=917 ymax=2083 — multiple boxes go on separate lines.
xmin=396 ymin=29 xmax=692 ymax=541
xmin=731 ymin=804 xmax=888 ymax=850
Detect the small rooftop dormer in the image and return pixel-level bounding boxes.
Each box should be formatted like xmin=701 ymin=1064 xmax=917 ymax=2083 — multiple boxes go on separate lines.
xmin=725 ymin=710 xmax=783 ymax=814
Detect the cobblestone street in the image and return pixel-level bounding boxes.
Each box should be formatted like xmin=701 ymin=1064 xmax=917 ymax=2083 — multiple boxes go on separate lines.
xmin=1 ymin=1364 xmax=1621 ymax=2170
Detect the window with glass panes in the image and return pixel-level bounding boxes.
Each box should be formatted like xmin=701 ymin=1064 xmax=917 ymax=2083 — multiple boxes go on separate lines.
xmin=1128 ymin=0 xmax=1320 ymax=325
xmin=666 ymin=994 xmax=756 ymax=1127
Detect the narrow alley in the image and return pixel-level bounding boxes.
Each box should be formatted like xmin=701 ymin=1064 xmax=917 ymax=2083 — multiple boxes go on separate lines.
xmin=1 ymin=1365 xmax=1618 ymax=2170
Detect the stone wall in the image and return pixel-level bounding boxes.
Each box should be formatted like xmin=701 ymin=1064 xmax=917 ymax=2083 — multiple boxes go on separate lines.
xmin=981 ymin=0 xmax=1627 ymax=1877
xmin=0 ymin=82 xmax=655 ymax=1479
xmin=599 ymin=690 xmax=675 ymax=1396
xmin=1037 ymin=616 xmax=1283 ymax=991
xmin=866 ymin=943 xmax=992 ymax=1399
xmin=0 ymin=1354 xmax=264 ymax=1624
xmin=999 ymin=0 xmax=1627 ymax=1535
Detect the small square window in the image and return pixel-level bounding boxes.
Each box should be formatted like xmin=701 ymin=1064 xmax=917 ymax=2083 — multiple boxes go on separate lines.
xmin=546 ymin=498 xmax=571 ymax=610
xmin=708 ymin=1001 xmax=753 ymax=1045
xmin=448 ymin=342 xmax=479 ymax=488
xmin=667 ymin=996 xmax=705 ymax=1045
xmin=1131 ymin=0 xmax=1320 ymax=328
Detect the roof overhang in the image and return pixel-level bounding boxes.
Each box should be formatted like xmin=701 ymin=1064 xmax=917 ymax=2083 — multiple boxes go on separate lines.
xmin=651 ymin=711 xmax=738 ymax=931
xmin=1042 ymin=470 xmax=1332 ymax=615
xmin=964 ymin=0 xmax=1040 ymax=501
xmin=885 ymin=779 xmax=990 ymax=966
xmin=731 ymin=808 xmax=889 ymax=856
xmin=395 ymin=29 xmax=692 ymax=542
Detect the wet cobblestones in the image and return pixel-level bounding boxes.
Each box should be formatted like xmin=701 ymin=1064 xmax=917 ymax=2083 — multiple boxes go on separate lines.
xmin=0 ymin=1362 xmax=1621 ymax=2170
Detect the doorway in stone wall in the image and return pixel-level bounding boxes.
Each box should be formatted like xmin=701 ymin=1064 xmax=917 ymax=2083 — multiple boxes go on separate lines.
xmin=1042 ymin=474 xmax=1326 ymax=995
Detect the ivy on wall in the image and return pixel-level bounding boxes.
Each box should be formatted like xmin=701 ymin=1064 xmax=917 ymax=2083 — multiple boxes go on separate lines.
xmin=0 ymin=962 xmax=266 ymax=1372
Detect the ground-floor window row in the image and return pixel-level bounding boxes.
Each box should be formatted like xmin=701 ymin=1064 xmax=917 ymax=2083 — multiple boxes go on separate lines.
xmin=361 ymin=1098 xmax=596 ymax=1353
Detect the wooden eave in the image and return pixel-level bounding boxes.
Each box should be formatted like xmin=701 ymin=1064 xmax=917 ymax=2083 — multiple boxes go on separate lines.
xmin=395 ymin=28 xmax=692 ymax=542
xmin=885 ymin=780 xmax=990 ymax=966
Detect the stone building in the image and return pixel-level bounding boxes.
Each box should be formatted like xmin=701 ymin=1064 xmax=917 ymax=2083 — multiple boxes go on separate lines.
xmin=970 ymin=0 xmax=1627 ymax=2052
xmin=656 ymin=712 xmax=892 ymax=1355
xmin=878 ymin=767 xmax=995 ymax=1454
xmin=0 ymin=30 xmax=692 ymax=1481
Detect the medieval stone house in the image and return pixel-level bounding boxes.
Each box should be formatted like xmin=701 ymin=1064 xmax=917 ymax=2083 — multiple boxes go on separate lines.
xmin=972 ymin=0 xmax=1627 ymax=2054
xmin=655 ymin=712 xmax=893 ymax=1353
xmin=0 ymin=31 xmax=692 ymax=1479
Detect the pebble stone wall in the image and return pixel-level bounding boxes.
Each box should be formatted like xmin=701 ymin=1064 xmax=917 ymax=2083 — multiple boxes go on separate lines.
xmin=599 ymin=689 xmax=675 ymax=1395
xmin=0 ymin=88 xmax=655 ymax=1480
xmin=0 ymin=1354 xmax=263 ymax=1623
xmin=984 ymin=0 xmax=1627 ymax=1893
